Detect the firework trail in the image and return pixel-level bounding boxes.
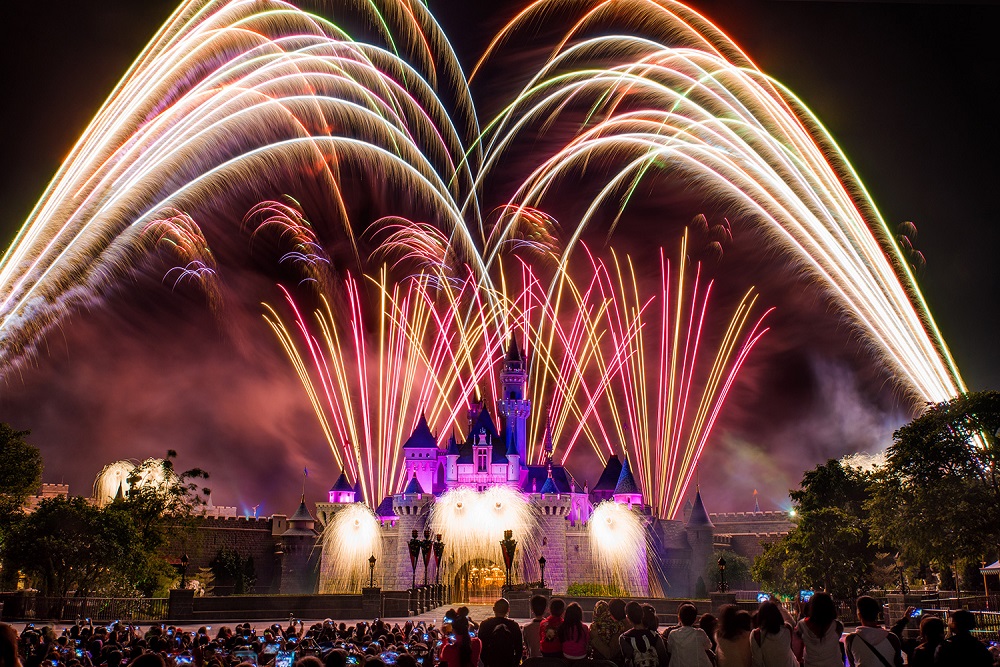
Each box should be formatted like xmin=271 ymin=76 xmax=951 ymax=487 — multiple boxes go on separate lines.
xmin=0 ymin=0 xmax=482 ymax=367
xmin=263 ymin=266 xmax=507 ymax=508
xmin=477 ymin=0 xmax=964 ymax=403
xmin=0 ymin=0 xmax=968 ymax=507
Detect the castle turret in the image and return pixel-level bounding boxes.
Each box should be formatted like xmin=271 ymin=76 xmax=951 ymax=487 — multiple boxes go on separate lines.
xmin=506 ymin=427 xmax=521 ymax=482
xmin=613 ymin=455 xmax=642 ymax=507
xmin=402 ymin=413 xmax=438 ymax=494
xmin=592 ymin=454 xmax=623 ymax=503
xmin=497 ymin=336 xmax=531 ymax=461
xmin=393 ymin=474 xmax=432 ymax=589
xmin=445 ymin=433 xmax=459 ymax=482
xmin=328 ymin=472 xmax=356 ymax=504
xmin=279 ymin=495 xmax=320 ymax=594
xmin=685 ymin=487 xmax=715 ymax=598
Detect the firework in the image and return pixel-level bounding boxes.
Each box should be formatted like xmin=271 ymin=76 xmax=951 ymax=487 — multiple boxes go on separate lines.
xmin=477 ymin=0 xmax=964 ymax=404
xmin=319 ymin=503 xmax=383 ymax=593
xmin=588 ymin=501 xmax=649 ymax=595
xmin=93 ymin=457 xmax=170 ymax=507
xmin=428 ymin=486 xmax=538 ymax=571
xmin=263 ymin=267 xmax=505 ymax=508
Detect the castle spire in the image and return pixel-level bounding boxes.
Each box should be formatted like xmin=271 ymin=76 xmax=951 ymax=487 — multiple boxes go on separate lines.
xmin=753 ymin=488 xmax=761 ymax=513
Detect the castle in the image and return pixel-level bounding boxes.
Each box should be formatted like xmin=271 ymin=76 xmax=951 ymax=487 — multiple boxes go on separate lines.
xmin=303 ymin=337 xmax=793 ymax=599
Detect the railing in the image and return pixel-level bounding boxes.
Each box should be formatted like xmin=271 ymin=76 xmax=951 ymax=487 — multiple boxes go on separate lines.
xmin=7 ymin=596 xmax=169 ymax=622
xmin=916 ymin=609 xmax=1000 ymax=642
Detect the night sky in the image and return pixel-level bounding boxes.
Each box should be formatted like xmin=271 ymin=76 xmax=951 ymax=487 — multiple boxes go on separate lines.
xmin=2 ymin=0 xmax=998 ymax=517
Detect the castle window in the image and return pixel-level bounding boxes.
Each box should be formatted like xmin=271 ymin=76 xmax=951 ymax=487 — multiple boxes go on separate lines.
xmin=476 ymin=448 xmax=488 ymax=472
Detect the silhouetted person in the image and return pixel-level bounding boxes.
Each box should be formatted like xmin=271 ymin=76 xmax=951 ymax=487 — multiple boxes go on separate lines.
xmin=480 ymin=599 xmax=523 ymax=667
xmin=750 ymin=601 xmax=796 ymax=667
xmin=620 ymin=601 xmax=666 ymax=667
xmin=664 ymin=604 xmax=712 ymax=667
xmin=522 ymin=596 xmax=548 ymax=659
xmin=715 ymin=606 xmax=751 ymax=667
xmin=792 ymin=592 xmax=844 ymax=667
xmin=934 ymin=609 xmax=992 ymax=667
xmin=845 ymin=596 xmax=902 ymax=667
xmin=907 ymin=615 xmax=944 ymax=667
xmin=559 ymin=603 xmax=590 ymax=661
xmin=540 ymin=598 xmax=566 ymax=658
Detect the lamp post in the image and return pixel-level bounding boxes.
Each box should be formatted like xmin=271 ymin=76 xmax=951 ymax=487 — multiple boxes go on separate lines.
xmin=180 ymin=553 xmax=189 ymax=589
xmin=538 ymin=555 xmax=547 ymax=588
xmin=407 ymin=529 xmax=421 ymax=590
xmin=420 ymin=529 xmax=433 ymax=586
xmin=717 ymin=555 xmax=727 ymax=593
xmin=433 ymin=534 xmax=445 ymax=585
xmin=895 ymin=552 xmax=908 ymax=595
xmin=500 ymin=530 xmax=517 ymax=588
xmin=368 ymin=554 xmax=377 ymax=588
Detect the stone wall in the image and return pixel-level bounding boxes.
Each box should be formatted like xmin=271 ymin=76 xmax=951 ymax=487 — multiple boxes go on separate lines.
xmin=709 ymin=511 xmax=794 ymax=535
xmin=162 ymin=516 xmax=281 ymax=594
xmin=532 ymin=494 xmax=572 ymax=594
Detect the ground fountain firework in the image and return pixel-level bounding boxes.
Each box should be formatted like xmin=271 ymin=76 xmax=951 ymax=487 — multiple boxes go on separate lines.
xmin=588 ymin=501 xmax=649 ymax=596
xmin=319 ymin=503 xmax=383 ymax=593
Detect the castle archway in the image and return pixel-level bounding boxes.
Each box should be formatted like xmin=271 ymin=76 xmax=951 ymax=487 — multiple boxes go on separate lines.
xmin=451 ymin=559 xmax=504 ymax=604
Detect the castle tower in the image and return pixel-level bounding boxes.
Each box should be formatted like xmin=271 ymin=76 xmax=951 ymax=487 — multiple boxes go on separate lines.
xmin=685 ymin=487 xmax=715 ymax=597
xmin=445 ymin=433 xmax=460 ymax=483
xmin=497 ymin=336 xmax=531 ymax=461
xmin=328 ymin=472 xmax=356 ymax=504
xmin=613 ymin=455 xmax=642 ymax=507
xmin=278 ymin=495 xmax=320 ymax=594
xmin=592 ymin=454 xmax=623 ymax=503
xmin=402 ymin=413 xmax=439 ymax=494
xmin=392 ymin=473 xmax=432 ymax=589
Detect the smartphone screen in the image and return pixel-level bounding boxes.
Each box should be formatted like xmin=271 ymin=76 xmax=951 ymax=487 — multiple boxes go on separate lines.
xmin=275 ymin=650 xmax=296 ymax=667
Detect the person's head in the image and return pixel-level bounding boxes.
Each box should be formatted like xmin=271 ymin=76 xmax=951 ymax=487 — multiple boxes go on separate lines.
xmin=609 ymin=599 xmax=627 ymax=622
xmin=625 ymin=602 xmax=643 ymax=626
xmin=949 ymin=609 xmax=976 ymax=635
xmin=128 ymin=653 xmax=166 ymax=667
xmin=559 ymin=603 xmax=585 ymax=642
xmin=641 ymin=605 xmax=658 ymax=631
xmin=698 ymin=613 xmax=717 ymax=639
xmin=456 ymin=607 xmax=470 ymax=619
xmin=530 ymin=596 xmax=548 ymax=619
xmin=0 ymin=623 xmax=20 ymax=667
xmin=855 ymin=596 xmax=881 ymax=625
xmin=493 ymin=599 xmax=510 ymax=619
xmin=293 ymin=657 xmax=323 ymax=667
xmin=593 ymin=601 xmax=610 ymax=622
xmin=730 ymin=607 xmax=753 ymax=638
xmin=919 ymin=616 xmax=945 ymax=644
xmin=549 ymin=599 xmax=565 ymax=618
xmin=757 ymin=602 xmax=784 ymax=635
xmin=395 ymin=654 xmax=417 ymax=667
xmin=677 ymin=604 xmax=697 ymax=627
xmin=807 ymin=593 xmax=837 ymax=633
xmin=364 ymin=658 xmax=385 ymax=667
xmin=452 ymin=615 xmax=470 ymax=639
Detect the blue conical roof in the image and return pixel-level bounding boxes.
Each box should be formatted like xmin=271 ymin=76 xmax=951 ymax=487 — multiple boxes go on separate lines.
xmin=540 ymin=476 xmax=559 ymax=494
xmin=614 ymin=455 xmax=640 ymax=495
xmin=330 ymin=472 xmax=353 ymax=493
xmin=402 ymin=413 xmax=437 ymax=449
xmin=403 ymin=473 xmax=424 ymax=495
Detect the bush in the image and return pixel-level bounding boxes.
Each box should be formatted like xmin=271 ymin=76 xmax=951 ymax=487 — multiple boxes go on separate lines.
xmin=566 ymin=582 xmax=629 ymax=597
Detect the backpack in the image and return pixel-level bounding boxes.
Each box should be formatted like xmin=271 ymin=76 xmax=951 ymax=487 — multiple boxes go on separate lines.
xmin=629 ymin=631 xmax=659 ymax=667
xmin=484 ymin=622 xmax=517 ymax=667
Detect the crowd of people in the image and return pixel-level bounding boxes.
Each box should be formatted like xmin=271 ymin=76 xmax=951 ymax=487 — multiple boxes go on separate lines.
xmin=1 ymin=595 xmax=997 ymax=667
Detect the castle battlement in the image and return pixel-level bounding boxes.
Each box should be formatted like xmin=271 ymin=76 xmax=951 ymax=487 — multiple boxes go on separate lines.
xmin=710 ymin=510 xmax=792 ymax=521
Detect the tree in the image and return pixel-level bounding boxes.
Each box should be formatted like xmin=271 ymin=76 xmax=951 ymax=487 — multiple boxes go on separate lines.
xmin=2 ymin=450 xmax=208 ymax=597
xmin=750 ymin=460 xmax=878 ymax=600
xmin=868 ymin=391 xmax=1000 ymax=577
xmin=210 ymin=548 xmax=256 ymax=595
xmin=0 ymin=424 xmax=42 ymax=524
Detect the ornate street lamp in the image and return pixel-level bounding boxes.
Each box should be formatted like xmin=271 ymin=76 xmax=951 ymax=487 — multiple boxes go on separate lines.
xmin=407 ymin=529 xmax=421 ymax=589
xmin=368 ymin=554 xmax=377 ymax=588
xmin=717 ymin=555 xmax=727 ymax=593
xmin=538 ymin=555 xmax=547 ymax=588
xmin=420 ymin=529 xmax=433 ymax=586
xmin=500 ymin=530 xmax=517 ymax=587
xmin=433 ymin=534 xmax=445 ymax=585
xmin=180 ymin=553 xmax=189 ymax=589
xmin=895 ymin=553 xmax=908 ymax=595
